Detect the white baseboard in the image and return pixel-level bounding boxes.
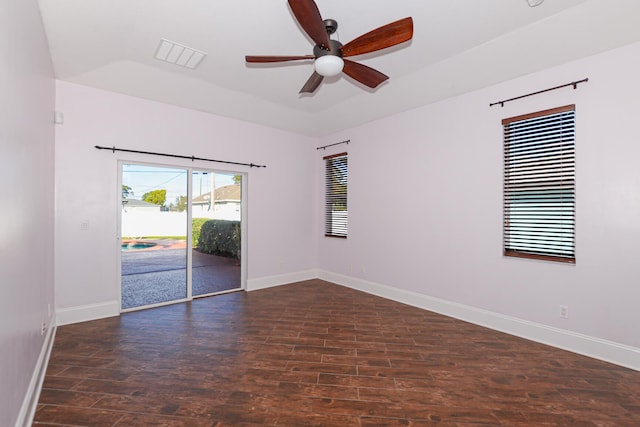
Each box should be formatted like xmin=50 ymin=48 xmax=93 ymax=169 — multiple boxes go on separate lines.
xmin=15 ymin=324 xmax=56 ymax=427
xmin=56 ymin=300 xmax=120 ymax=326
xmin=318 ymin=270 xmax=640 ymax=371
xmin=246 ymin=269 xmax=318 ymax=292
xmin=49 ymin=272 xmax=640 ymax=371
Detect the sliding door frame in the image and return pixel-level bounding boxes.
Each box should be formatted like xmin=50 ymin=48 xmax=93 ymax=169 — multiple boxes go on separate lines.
xmin=117 ymin=159 xmax=247 ymax=313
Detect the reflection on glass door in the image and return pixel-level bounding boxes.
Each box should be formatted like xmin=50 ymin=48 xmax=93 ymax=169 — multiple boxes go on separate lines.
xmin=120 ymin=164 xmax=188 ymax=310
xmin=191 ymin=170 xmax=242 ymax=297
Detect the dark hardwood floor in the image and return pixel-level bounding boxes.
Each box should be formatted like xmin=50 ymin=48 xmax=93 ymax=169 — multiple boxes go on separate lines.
xmin=35 ymin=279 xmax=640 ymax=426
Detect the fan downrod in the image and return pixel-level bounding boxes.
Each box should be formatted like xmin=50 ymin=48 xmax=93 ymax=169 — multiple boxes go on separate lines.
xmin=323 ymin=19 xmax=338 ymax=35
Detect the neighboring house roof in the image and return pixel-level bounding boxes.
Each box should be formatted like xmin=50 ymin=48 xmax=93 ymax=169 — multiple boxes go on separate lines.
xmin=193 ymin=184 xmax=240 ymax=205
xmin=215 ymin=184 xmax=240 ymax=202
xmin=123 ymin=198 xmax=159 ymax=207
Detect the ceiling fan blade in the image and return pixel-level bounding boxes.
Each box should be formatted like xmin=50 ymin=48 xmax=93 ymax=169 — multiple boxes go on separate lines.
xmin=341 ymin=17 xmax=413 ymax=58
xmin=342 ymin=59 xmax=389 ymax=89
xmin=246 ymin=55 xmax=315 ymax=63
xmin=299 ymin=71 xmax=324 ymax=94
xmin=288 ymin=0 xmax=331 ymax=48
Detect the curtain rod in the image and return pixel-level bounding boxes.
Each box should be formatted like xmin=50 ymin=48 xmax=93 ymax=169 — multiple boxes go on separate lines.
xmin=94 ymin=145 xmax=266 ymax=168
xmin=316 ymin=139 xmax=349 ymax=150
xmin=490 ymin=78 xmax=589 ymax=108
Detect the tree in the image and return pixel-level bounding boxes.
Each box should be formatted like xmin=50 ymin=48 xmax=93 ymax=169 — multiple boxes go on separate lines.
xmin=122 ymin=185 xmax=133 ymax=199
xmin=175 ymin=195 xmax=187 ymax=212
xmin=142 ymin=189 xmax=167 ymax=206
xmin=233 ymin=175 xmax=242 ymax=184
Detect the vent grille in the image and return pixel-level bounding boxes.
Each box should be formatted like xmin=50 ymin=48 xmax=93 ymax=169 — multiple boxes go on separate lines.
xmin=154 ymin=39 xmax=206 ymax=69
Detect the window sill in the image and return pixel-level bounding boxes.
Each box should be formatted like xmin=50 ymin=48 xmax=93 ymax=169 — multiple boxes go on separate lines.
xmin=504 ymin=250 xmax=575 ymax=264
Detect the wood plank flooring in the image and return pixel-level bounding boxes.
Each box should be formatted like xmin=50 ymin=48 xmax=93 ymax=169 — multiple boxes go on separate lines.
xmin=35 ymin=279 xmax=640 ymax=426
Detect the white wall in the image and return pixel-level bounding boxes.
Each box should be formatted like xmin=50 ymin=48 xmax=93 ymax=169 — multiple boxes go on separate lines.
xmin=54 ymin=82 xmax=318 ymax=319
xmin=0 ymin=1 xmax=55 ymax=426
xmin=318 ymin=41 xmax=640 ymax=364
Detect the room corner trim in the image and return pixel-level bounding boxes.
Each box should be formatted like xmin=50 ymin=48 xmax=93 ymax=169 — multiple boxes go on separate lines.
xmin=56 ymin=301 xmax=120 ymax=326
xmin=318 ymin=270 xmax=640 ymax=372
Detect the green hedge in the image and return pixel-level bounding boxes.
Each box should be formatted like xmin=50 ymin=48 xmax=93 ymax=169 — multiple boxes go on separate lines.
xmin=191 ymin=218 xmax=209 ymax=247
xmin=197 ymin=220 xmax=240 ymax=258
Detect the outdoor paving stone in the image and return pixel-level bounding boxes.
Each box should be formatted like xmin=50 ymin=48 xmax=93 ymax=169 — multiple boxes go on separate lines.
xmin=121 ymin=246 xmax=240 ymax=309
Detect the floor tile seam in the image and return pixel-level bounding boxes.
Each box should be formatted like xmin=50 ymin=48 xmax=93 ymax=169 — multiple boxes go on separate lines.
xmin=556 ymin=384 xmax=639 ymax=399
xmin=285 ymin=358 xmax=361 ymax=367
xmin=325 ymin=370 xmax=423 ymax=385
xmin=50 ymin=350 xmax=116 ymax=365
xmin=320 ymin=358 xmax=392 ymax=368
xmin=537 ymin=397 xmax=640 ymax=419
xmin=35 ymin=399 xmax=107 ymax=413
xmin=67 ymin=378 xmax=105 ymax=393
xmin=616 ymin=406 xmax=640 ymax=421
xmin=291 ymin=343 xmax=356 ymax=352
xmin=358 ymin=414 xmax=440 ymax=424
xmin=106 ymin=408 xmax=217 ymax=426
xmin=278 ymin=367 xmax=358 ymax=377
xmin=99 ymin=398 xmax=261 ymax=419
xmin=111 ymin=413 xmax=133 ymax=427
xmin=518 ymin=402 xmax=637 ymax=421
xmin=511 ymin=406 xmax=634 ymax=425
xmin=353 ymin=392 xmax=407 ymax=405
xmin=228 ymin=394 xmax=360 ymax=411
xmin=39 ymin=387 xmax=107 ymax=402
xmin=48 ymin=373 xmax=135 ymax=383
xmin=36 ymin=403 xmax=133 ymax=423
xmin=288 ymin=396 xmax=408 ymax=419
xmin=353 ymin=338 xmax=417 ymax=346
xmin=264 ymin=338 xmax=324 ymax=347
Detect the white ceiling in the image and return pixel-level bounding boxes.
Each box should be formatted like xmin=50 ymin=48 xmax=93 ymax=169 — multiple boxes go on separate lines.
xmin=37 ymin=0 xmax=640 ymax=137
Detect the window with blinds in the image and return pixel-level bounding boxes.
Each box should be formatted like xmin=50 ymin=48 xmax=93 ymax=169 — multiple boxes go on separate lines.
xmin=324 ymin=152 xmax=348 ymax=238
xmin=503 ymin=105 xmax=575 ymax=263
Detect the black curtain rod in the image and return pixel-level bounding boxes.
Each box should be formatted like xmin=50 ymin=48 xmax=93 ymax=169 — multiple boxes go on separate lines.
xmin=316 ymin=139 xmax=349 ymax=150
xmin=490 ymin=78 xmax=589 ymax=108
xmin=94 ymin=145 xmax=266 ymax=168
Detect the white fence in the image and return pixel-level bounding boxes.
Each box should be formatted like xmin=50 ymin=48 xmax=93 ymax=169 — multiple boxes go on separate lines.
xmin=121 ymin=210 xmax=240 ymax=237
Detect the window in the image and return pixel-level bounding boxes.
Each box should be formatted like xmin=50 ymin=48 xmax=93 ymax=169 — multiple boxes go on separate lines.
xmin=324 ymin=152 xmax=348 ymax=238
xmin=503 ymin=105 xmax=575 ymax=263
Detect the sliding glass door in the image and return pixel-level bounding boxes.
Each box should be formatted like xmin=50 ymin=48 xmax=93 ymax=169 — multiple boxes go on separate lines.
xmin=120 ymin=164 xmax=188 ymax=310
xmin=119 ymin=162 xmax=243 ymax=311
xmin=191 ymin=170 xmax=242 ymax=297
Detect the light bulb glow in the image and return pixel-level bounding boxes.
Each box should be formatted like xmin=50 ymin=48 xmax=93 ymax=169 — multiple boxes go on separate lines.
xmin=314 ymin=55 xmax=344 ymax=77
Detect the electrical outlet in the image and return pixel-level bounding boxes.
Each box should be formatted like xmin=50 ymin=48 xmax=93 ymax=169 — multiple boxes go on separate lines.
xmin=560 ymin=305 xmax=569 ymax=319
xmin=41 ymin=322 xmax=47 ymax=336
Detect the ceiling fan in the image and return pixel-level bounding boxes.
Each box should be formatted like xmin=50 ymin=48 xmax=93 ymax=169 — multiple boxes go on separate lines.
xmin=245 ymin=0 xmax=413 ymax=94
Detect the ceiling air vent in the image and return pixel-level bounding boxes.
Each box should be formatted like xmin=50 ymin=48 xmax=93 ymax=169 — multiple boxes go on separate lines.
xmin=154 ymin=39 xmax=207 ymax=69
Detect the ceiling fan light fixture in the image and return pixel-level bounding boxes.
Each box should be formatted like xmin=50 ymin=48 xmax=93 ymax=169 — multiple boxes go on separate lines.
xmin=314 ymin=55 xmax=344 ymax=77
xmin=526 ymin=0 xmax=544 ymax=6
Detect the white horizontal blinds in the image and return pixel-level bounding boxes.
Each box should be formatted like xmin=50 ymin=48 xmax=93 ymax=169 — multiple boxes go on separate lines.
xmin=503 ymin=105 xmax=576 ymax=263
xmin=324 ymin=152 xmax=348 ymax=238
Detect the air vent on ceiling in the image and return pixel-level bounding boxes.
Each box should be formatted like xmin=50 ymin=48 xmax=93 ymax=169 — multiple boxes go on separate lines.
xmin=154 ymin=39 xmax=207 ymax=69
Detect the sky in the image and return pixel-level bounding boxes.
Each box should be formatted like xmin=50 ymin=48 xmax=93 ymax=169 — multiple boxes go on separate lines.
xmin=122 ymin=164 xmax=237 ymax=206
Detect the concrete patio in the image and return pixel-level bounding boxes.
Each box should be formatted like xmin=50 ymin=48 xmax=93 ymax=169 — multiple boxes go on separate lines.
xmin=121 ymin=239 xmax=240 ymax=309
